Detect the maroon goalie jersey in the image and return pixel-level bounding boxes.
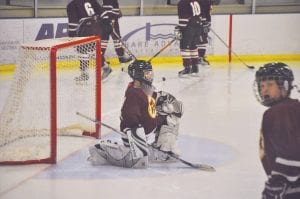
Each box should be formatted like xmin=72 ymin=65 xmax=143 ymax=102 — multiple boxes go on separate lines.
xmin=260 ymin=98 xmax=300 ymax=184
xmin=120 ymin=82 xmax=157 ymax=135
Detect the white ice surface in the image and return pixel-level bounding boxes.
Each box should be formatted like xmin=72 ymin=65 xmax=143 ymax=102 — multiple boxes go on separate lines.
xmin=1 ymin=62 xmax=300 ymax=199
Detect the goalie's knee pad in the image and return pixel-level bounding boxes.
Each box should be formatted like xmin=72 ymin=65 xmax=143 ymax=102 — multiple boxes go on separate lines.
xmin=122 ymin=127 xmax=150 ymax=159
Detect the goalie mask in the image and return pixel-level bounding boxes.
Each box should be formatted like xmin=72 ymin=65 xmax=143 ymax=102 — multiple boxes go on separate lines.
xmin=128 ymin=60 xmax=154 ymax=86
xmin=254 ymin=62 xmax=294 ymax=107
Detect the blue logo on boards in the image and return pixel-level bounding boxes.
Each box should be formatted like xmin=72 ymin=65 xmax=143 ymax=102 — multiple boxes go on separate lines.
xmin=123 ymin=23 xmax=177 ymax=41
xmin=35 ymin=22 xmax=177 ymax=41
xmin=35 ymin=23 xmax=68 ymax=41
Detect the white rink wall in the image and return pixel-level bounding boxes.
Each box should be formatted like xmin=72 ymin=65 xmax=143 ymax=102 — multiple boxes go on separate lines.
xmin=0 ymin=14 xmax=299 ymax=65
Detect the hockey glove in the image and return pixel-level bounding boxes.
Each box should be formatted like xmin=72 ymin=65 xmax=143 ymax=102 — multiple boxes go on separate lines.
xmin=262 ymin=181 xmax=288 ymax=199
xmin=203 ymin=21 xmax=211 ymax=34
xmin=174 ymin=26 xmax=182 ymax=40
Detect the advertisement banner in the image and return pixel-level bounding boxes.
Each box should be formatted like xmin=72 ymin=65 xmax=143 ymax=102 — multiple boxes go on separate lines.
xmin=0 ymin=16 xmax=215 ymax=65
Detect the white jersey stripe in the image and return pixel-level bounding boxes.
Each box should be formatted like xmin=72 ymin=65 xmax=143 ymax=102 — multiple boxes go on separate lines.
xmin=276 ymin=157 xmax=300 ymax=167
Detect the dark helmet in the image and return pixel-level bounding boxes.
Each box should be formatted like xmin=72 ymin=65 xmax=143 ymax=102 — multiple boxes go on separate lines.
xmin=254 ymin=62 xmax=294 ymax=106
xmin=128 ymin=60 xmax=153 ymax=86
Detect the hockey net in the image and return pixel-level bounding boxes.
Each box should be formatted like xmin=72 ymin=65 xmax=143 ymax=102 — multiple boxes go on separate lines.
xmin=0 ymin=36 xmax=102 ymax=164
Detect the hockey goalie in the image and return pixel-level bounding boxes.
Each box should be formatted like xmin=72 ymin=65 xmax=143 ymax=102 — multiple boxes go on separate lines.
xmin=88 ymin=60 xmax=184 ymax=168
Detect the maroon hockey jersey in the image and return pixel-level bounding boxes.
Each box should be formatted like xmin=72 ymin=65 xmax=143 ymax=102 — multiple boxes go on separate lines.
xmin=120 ymin=82 xmax=157 ymax=135
xmin=260 ymin=98 xmax=300 ymax=184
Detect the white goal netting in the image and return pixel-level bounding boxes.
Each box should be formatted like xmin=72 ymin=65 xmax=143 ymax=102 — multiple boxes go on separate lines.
xmin=0 ymin=37 xmax=101 ymax=164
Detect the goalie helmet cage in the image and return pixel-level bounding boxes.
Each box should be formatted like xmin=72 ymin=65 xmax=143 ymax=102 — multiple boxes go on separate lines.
xmin=0 ymin=36 xmax=102 ymax=165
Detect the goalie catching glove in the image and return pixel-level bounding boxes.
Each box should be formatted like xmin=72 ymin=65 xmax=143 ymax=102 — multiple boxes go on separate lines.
xmin=156 ymin=91 xmax=183 ymax=118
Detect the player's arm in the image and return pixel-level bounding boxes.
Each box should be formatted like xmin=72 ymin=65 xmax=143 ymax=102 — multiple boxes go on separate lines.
xmin=110 ymin=0 xmax=121 ymax=20
xmin=200 ymin=0 xmax=212 ymax=34
xmin=67 ymin=2 xmax=80 ymax=37
xmin=101 ymin=0 xmax=114 ymax=20
xmin=261 ymin=111 xmax=300 ymax=196
xmin=120 ymin=96 xmax=142 ymax=130
xmin=177 ymin=2 xmax=190 ymax=29
xmin=201 ymin=0 xmax=212 ymax=22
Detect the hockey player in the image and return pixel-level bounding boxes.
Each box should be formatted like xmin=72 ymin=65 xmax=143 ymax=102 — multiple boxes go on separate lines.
xmin=176 ymin=0 xmax=202 ymax=77
xmin=254 ymin=62 xmax=300 ymax=198
xmin=67 ymin=0 xmax=113 ymax=81
xmin=101 ymin=0 xmax=133 ymax=64
xmin=197 ymin=0 xmax=212 ymax=66
xmin=88 ymin=60 xmax=183 ymax=168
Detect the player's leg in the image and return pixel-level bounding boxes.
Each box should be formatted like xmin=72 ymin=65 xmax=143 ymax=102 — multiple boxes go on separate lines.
xmin=98 ymin=25 xmax=112 ymax=80
xmin=178 ymin=26 xmax=194 ymax=77
xmin=187 ymin=25 xmax=205 ymax=76
xmin=74 ymin=56 xmax=89 ymax=81
xmin=191 ymin=28 xmax=201 ymax=75
xmin=74 ymin=20 xmax=97 ymax=82
xmin=111 ymin=20 xmax=133 ymax=64
xmin=197 ymin=30 xmax=210 ymax=66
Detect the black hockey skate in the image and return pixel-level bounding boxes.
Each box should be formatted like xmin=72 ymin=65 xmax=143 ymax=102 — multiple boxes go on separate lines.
xmin=198 ymin=57 xmax=210 ymax=66
xmin=191 ymin=65 xmax=199 ymax=77
xmin=74 ymin=72 xmax=89 ymax=82
xmin=178 ymin=66 xmax=191 ymax=78
xmin=119 ymin=55 xmax=133 ymax=64
xmin=102 ymin=66 xmax=112 ymax=80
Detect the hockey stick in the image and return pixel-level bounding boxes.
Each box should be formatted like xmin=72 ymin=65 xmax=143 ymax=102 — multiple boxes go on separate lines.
xmin=76 ymin=112 xmax=215 ymax=171
xmin=210 ymin=28 xmax=255 ymax=70
xmin=147 ymin=38 xmax=176 ymax=63
xmin=111 ymin=23 xmax=137 ymax=61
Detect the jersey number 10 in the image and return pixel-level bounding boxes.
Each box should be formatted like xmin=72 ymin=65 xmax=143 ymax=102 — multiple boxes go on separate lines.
xmin=190 ymin=2 xmax=201 ymax=16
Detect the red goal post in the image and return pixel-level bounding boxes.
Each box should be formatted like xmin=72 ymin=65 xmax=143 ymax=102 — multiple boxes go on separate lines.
xmin=0 ymin=36 xmax=102 ymax=165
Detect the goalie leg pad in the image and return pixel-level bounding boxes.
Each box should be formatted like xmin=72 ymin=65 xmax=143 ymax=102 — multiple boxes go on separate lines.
xmin=88 ymin=128 xmax=150 ymax=168
xmin=155 ymin=124 xmax=179 ymax=154
xmin=88 ymin=140 xmax=148 ymax=168
xmin=151 ymin=119 xmax=180 ymax=162
xmin=125 ymin=128 xmax=149 ymax=160
xmin=87 ymin=144 xmax=108 ymax=166
xmin=149 ymin=146 xmax=177 ymax=163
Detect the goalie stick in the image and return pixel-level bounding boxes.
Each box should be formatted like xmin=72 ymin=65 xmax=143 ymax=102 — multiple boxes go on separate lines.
xmin=76 ymin=112 xmax=215 ymax=171
xmin=210 ymin=28 xmax=255 ymax=70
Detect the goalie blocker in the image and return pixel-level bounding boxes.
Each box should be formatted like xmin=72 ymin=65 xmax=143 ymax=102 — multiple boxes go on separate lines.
xmin=88 ymin=60 xmax=184 ymax=168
